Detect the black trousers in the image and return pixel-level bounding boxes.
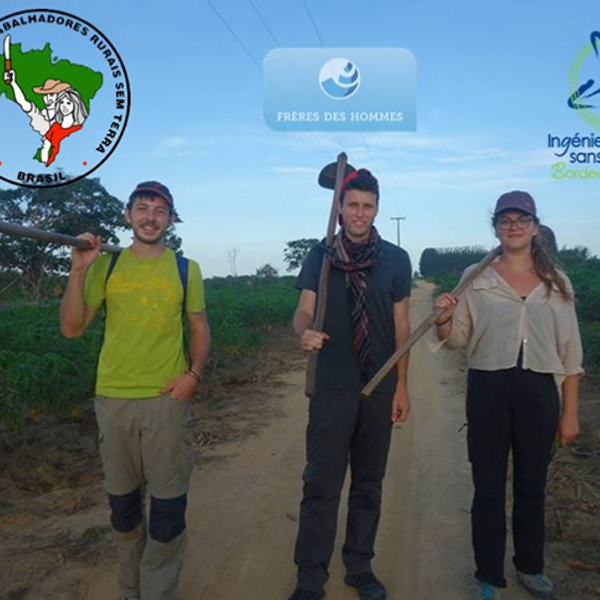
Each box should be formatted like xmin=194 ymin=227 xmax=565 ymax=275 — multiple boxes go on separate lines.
xmin=466 ymin=367 xmax=560 ymax=588
xmin=294 ymin=390 xmax=394 ymax=591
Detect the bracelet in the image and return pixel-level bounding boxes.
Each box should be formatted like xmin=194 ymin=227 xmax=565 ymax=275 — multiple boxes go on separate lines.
xmin=435 ymin=316 xmax=452 ymax=327
xmin=186 ymin=369 xmax=201 ymax=382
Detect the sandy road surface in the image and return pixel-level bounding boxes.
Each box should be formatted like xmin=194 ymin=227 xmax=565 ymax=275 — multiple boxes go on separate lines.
xmin=84 ymin=283 xmax=532 ymax=600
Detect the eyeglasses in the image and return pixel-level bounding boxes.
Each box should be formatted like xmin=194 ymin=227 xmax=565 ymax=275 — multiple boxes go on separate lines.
xmin=496 ymin=216 xmax=533 ymax=231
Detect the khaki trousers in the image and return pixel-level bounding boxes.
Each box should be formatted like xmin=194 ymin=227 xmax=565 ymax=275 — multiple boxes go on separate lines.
xmin=95 ymin=395 xmax=195 ymax=600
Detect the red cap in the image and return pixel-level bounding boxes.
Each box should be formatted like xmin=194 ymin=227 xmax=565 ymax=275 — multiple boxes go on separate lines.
xmin=340 ymin=168 xmax=374 ymax=193
xmin=129 ymin=181 xmax=174 ymax=208
xmin=494 ymin=191 xmax=536 ymax=217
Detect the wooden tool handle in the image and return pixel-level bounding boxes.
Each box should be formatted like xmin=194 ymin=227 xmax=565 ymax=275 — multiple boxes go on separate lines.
xmin=361 ymin=245 xmax=502 ymax=397
xmin=305 ymin=152 xmax=347 ymax=397
xmin=0 ymin=220 xmax=121 ymax=254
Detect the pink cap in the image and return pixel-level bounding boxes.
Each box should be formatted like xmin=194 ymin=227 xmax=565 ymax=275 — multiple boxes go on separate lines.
xmin=494 ymin=191 xmax=536 ymax=217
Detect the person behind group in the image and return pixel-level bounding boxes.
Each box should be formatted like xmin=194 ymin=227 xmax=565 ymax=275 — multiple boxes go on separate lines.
xmin=434 ymin=191 xmax=582 ymax=600
xmin=41 ymin=88 xmax=88 ymax=166
xmin=288 ymin=168 xmax=412 ymax=600
xmin=60 ymin=181 xmax=211 ymax=600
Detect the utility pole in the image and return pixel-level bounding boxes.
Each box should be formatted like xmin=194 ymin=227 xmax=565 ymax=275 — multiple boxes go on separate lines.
xmin=390 ymin=216 xmax=406 ymax=247
xmin=226 ymin=247 xmax=240 ymax=276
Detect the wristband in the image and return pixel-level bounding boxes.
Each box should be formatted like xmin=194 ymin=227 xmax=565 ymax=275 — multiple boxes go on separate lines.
xmin=186 ymin=370 xmax=201 ymax=382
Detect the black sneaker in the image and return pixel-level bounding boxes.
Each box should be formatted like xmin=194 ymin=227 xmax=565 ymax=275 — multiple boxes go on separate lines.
xmin=344 ymin=572 xmax=387 ymax=600
xmin=287 ymin=588 xmax=325 ymax=600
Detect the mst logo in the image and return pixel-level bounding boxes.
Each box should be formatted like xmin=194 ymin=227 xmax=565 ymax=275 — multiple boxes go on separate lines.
xmin=0 ymin=9 xmax=131 ymax=188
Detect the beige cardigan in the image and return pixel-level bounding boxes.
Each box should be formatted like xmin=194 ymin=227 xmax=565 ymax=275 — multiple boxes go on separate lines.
xmin=438 ymin=263 xmax=584 ymax=377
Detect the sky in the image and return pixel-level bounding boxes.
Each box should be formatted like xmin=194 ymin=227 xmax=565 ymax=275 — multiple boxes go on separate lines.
xmin=0 ymin=0 xmax=599 ymax=277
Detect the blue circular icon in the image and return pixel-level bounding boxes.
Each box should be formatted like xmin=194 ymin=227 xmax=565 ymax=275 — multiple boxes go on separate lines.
xmin=319 ymin=58 xmax=361 ymax=100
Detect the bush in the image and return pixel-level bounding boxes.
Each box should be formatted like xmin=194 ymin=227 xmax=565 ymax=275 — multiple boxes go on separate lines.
xmin=0 ymin=277 xmax=300 ymax=428
xmin=0 ymin=302 xmax=102 ymax=428
xmin=580 ymin=322 xmax=600 ymax=377
xmin=428 ymin=272 xmax=460 ymax=294
xmin=419 ymin=246 xmax=488 ymax=277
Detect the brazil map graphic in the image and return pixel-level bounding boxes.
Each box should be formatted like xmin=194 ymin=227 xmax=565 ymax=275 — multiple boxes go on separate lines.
xmin=0 ymin=9 xmax=130 ymax=188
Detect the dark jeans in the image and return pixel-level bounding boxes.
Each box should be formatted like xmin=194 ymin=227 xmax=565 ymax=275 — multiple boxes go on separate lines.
xmin=467 ymin=367 xmax=560 ymax=588
xmin=294 ymin=390 xmax=394 ymax=591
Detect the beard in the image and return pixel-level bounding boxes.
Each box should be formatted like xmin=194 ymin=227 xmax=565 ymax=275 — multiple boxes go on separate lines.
xmin=132 ymin=221 xmax=165 ymax=245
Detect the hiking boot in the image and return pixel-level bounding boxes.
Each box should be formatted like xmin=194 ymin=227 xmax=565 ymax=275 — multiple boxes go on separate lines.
xmin=516 ymin=571 xmax=557 ymax=599
xmin=469 ymin=579 xmax=502 ymax=600
xmin=287 ymin=588 xmax=325 ymax=600
xmin=344 ymin=572 xmax=387 ymax=600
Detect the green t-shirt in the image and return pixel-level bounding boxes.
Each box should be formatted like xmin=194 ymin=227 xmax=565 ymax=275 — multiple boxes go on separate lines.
xmin=84 ymin=248 xmax=205 ymax=398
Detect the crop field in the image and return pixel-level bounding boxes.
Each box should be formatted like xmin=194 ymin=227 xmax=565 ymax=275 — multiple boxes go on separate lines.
xmin=0 ymin=276 xmax=299 ymax=429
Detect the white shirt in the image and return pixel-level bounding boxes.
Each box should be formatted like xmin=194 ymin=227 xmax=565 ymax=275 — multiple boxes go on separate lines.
xmin=438 ymin=263 xmax=583 ymax=377
xmin=27 ymin=104 xmax=52 ymax=136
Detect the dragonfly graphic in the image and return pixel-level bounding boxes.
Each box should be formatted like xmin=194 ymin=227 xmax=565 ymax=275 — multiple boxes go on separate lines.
xmin=569 ymin=31 xmax=600 ymax=110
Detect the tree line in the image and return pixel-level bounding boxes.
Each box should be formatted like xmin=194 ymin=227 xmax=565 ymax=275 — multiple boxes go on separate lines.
xmin=419 ymin=246 xmax=489 ymax=277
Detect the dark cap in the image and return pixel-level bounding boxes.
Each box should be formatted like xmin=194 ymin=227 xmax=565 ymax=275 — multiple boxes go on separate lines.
xmin=129 ymin=181 xmax=174 ymax=208
xmin=494 ymin=190 xmax=536 ymax=217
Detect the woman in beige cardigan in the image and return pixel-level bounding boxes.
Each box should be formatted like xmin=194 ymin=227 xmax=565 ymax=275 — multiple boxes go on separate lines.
xmin=434 ymin=191 xmax=582 ymax=600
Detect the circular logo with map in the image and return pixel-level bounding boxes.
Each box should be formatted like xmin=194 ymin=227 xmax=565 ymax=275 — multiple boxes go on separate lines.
xmin=0 ymin=9 xmax=131 ymax=188
xmin=319 ymin=58 xmax=361 ymax=100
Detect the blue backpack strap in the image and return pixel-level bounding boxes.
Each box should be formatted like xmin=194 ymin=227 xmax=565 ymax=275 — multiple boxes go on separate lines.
xmin=175 ymin=254 xmax=189 ymax=316
xmin=175 ymin=254 xmax=190 ymax=366
xmin=105 ymin=251 xmax=121 ymax=283
xmin=103 ymin=251 xmax=121 ymax=313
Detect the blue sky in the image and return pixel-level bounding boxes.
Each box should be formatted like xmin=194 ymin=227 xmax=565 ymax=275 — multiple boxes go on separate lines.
xmin=0 ymin=0 xmax=599 ymax=276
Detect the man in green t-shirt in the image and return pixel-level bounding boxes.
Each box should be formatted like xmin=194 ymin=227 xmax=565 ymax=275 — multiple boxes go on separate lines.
xmin=60 ymin=181 xmax=211 ymax=600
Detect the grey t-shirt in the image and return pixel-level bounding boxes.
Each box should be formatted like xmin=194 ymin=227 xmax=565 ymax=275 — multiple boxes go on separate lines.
xmin=296 ymin=239 xmax=412 ymax=393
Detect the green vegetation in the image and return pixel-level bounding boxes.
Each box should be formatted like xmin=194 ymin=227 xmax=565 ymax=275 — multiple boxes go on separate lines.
xmin=428 ymin=271 xmax=460 ymax=294
xmin=205 ymin=276 xmax=297 ymax=359
xmin=283 ymin=238 xmax=319 ymax=272
xmin=0 ymin=276 xmax=299 ymax=429
xmin=0 ymin=176 xmax=192 ymax=428
xmin=0 ymin=302 xmax=102 ymax=428
xmin=419 ymin=246 xmax=488 ymax=278
xmin=0 ymin=179 xmax=125 ymax=299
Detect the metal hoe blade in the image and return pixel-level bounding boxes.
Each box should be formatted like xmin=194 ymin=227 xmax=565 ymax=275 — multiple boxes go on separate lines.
xmin=318 ymin=160 xmax=355 ymax=190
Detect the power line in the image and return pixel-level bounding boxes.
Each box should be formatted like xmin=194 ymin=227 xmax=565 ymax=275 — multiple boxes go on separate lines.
xmin=244 ymin=0 xmax=343 ymax=156
xmin=295 ymin=0 xmax=382 ymax=176
xmin=206 ymin=0 xmax=262 ymax=71
xmin=358 ymin=131 xmax=382 ymax=174
xmin=247 ymin=0 xmax=282 ymax=46
xmin=205 ymin=0 xmax=333 ymax=161
xmin=300 ymin=0 xmax=325 ymax=46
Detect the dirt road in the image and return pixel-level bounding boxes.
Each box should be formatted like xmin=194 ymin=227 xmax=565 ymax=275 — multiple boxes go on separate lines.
xmin=83 ymin=283 xmax=533 ymax=600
